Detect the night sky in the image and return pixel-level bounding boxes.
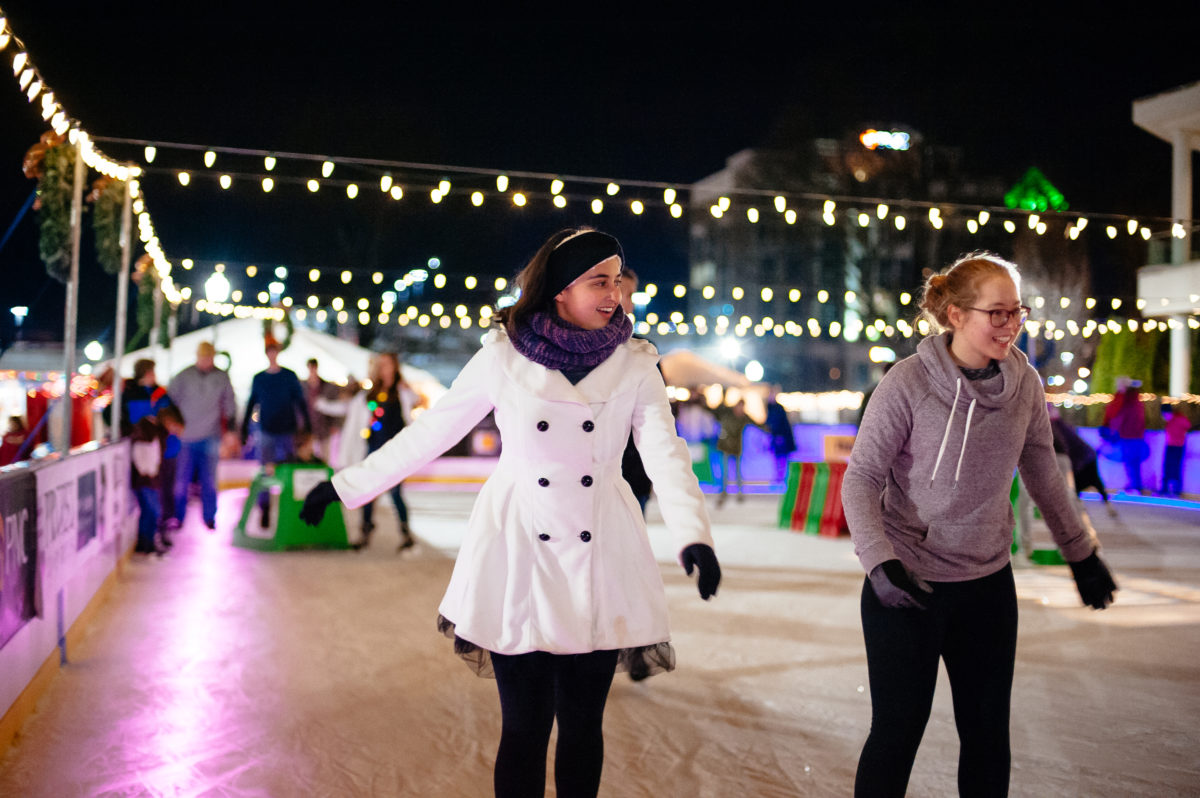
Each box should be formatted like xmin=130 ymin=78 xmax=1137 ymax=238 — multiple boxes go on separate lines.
xmin=0 ymin=2 xmax=1195 ymax=347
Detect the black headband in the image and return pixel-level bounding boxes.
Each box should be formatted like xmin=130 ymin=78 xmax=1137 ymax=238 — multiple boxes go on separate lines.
xmin=546 ymin=231 xmax=624 ymax=297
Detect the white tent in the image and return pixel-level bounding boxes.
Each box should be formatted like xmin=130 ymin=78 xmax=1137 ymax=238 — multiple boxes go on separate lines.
xmin=117 ymin=318 xmax=447 ymax=407
xmin=658 ymin=347 xmax=769 ymax=423
xmin=659 ymin=348 xmax=755 ymax=390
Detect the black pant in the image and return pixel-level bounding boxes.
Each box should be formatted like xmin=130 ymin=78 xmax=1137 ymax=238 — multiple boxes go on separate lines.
xmin=363 ymin=438 xmax=408 ymax=529
xmin=856 ymin=564 xmax=1018 ymax=798
xmin=491 ymin=649 xmax=619 ymax=798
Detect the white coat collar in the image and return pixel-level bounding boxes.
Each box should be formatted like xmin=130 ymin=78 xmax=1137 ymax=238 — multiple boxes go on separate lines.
xmin=485 ymin=328 xmax=659 ymax=405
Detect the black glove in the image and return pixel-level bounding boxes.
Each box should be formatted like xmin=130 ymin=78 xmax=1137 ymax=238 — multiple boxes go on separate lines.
xmin=869 ymin=560 xmax=933 ymax=609
xmin=681 ymin=543 xmax=721 ymax=600
xmin=1068 ymin=550 xmax=1117 ymax=610
xmin=299 ymin=480 xmax=340 ymax=526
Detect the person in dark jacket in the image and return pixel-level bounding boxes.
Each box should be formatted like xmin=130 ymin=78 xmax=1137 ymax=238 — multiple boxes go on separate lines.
xmin=618 ymin=265 xmax=653 ymax=514
xmin=242 ymin=338 xmax=310 ymax=526
xmin=1048 ymin=403 xmax=1116 ymax=517
xmin=764 ymin=385 xmax=796 ymax=484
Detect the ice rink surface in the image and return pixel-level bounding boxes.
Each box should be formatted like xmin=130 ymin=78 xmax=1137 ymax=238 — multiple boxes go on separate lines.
xmin=2 ymin=484 xmax=1198 ymax=796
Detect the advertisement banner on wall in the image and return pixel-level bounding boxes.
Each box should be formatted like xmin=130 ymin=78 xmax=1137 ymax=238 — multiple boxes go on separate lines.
xmin=0 ymin=470 xmax=39 ymax=650
xmin=37 ymin=442 xmax=131 ymax=601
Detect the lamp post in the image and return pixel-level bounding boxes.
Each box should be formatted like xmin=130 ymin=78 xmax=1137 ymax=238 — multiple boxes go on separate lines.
xmin=9 ymin=306 xmax=28 ymax=340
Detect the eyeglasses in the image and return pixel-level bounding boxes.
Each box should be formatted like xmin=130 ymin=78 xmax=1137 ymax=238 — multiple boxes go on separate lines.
xmin=966 ymin=305 xmax=1031 ymax=327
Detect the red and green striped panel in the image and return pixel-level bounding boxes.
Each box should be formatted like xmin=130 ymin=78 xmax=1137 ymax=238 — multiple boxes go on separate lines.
xmin=778 ymin=462 xmax=846 ymax=536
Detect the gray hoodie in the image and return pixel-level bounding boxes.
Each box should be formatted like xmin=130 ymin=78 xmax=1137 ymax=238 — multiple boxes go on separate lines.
xmin=843 ymin=332 xmax=1096 ymax=582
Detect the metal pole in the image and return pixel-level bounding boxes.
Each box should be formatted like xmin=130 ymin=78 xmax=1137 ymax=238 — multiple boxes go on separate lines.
xmin=1168 ymin=129 xmax=1193 ymax=397
xmin=166 ymin=306 xmax=176 ymax=379
xmin=111 ymin=180 xmax=134 ymax=441
xmin=151 ymin=277 xmax=163 ymax=360
xmin=57 ymin=141 xmax=86 ymax=453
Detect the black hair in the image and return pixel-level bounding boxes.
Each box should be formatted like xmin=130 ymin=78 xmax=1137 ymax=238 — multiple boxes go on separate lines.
xmin=494 ymin=228 xmax=590 ymax=337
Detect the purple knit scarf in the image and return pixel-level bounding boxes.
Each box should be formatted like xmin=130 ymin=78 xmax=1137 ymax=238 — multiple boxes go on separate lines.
xmin=510 ymin=307 xmax=632 ymax=370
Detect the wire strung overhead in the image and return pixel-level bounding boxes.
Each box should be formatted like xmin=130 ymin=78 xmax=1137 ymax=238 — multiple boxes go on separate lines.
xmin=96 ymin=136 xmax=1197 ymax=243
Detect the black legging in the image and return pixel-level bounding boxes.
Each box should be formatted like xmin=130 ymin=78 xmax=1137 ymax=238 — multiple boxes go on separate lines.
xmin=856 ymin=563 xmax=1018 ymax=798
xmin=491 ymin=649 xmax=619 ymax=798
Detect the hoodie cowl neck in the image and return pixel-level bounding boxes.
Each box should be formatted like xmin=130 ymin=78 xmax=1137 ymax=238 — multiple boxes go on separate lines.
xmin=917 ymin=332 xmax=1024 ymax=410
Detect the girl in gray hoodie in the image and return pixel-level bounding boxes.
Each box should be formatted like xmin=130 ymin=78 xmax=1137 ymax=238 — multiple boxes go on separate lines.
xmin=842 ymin=252 xmax=1117 ymax=797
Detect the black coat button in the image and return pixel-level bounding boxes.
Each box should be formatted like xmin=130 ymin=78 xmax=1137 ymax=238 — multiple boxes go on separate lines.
xmin=537 ymin=420 xmax=549 ymax=431
xmin=581 ymin=475 xmax=593 ymax=487
xmin=582 ymin=420 xmax=594 ymax=432
xmin=538 ymin=533 xmax=551 ymax=541
xmin=538 ymin=477 xmax=550 ymax=487
xmin=579 ymin=531 xmax=591 ymax=542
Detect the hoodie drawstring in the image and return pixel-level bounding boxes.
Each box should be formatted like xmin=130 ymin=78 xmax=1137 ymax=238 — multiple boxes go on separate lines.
xmin=954 ymin=398 xmax=977 ymax=484
xmin=930 ymin=377 xmax=976 ymax=487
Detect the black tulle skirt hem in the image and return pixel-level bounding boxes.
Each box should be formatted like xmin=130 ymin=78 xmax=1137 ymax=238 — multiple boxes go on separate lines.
xmin=436 ymin=615 xmax=676 ymax=680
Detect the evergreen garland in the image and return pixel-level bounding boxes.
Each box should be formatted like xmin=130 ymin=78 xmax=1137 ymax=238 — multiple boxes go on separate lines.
xmin=263 ymin=305 xmax=295 ymax=351
xmin=90 ymin=177 xmax=125 ymax=275
xmin=127 ymin=255 xmax=172 ymax=350
xmin=36 ymin=141 xmax=75 ymax=282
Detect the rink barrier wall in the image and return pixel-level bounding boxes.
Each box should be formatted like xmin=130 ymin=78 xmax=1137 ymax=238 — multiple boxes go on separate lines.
xmin=0 ymin=441 xmax=136 ymax=754
xmin=0 ymin=553 xmax=129 ymax=752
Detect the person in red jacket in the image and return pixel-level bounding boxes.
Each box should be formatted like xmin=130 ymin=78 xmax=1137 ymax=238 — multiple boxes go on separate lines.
xmin=0 ymin=415 xmax=29 ymax=466
xmin=1104 ymin=378 xmax=1147 ymax=494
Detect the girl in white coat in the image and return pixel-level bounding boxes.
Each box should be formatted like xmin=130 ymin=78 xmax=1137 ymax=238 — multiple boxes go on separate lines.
xmin=300 ymin=228 xmax=720 ymax=798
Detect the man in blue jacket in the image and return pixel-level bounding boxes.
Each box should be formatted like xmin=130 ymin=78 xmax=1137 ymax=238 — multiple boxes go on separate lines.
xmin=241 ymin=338 xmax=310 ymax=525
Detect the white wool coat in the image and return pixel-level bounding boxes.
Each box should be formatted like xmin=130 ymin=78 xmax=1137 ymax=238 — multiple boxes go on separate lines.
xmin=332 ymin=329 xmax=714 ymax=655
